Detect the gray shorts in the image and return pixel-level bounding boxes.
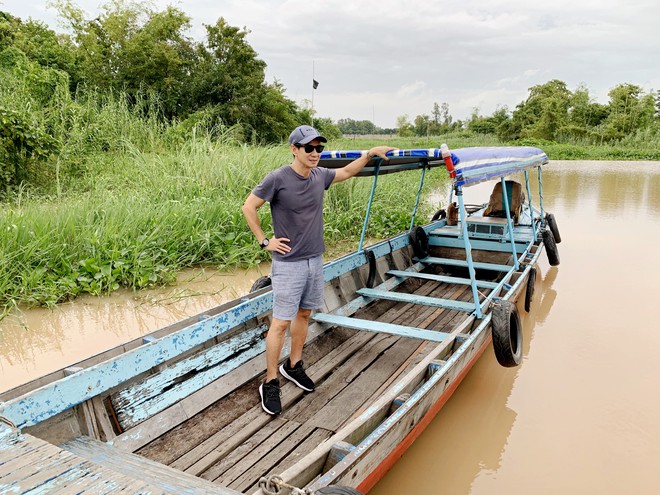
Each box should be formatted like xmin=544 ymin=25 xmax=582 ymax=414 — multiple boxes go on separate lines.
xmin=271 ymin=255 xmax=324 ymax=320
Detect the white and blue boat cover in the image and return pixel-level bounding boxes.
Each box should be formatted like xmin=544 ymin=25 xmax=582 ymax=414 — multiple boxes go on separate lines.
xmin=319 ymin=146 xmax=548 ymax=185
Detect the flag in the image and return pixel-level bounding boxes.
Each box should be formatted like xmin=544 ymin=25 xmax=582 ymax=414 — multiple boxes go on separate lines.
xmin=313 ymin=79 xmax=319 ymax=89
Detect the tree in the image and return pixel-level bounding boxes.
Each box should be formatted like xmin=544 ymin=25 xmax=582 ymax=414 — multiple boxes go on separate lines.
xmin=413 ymin=114 xmax=430 ymax=136
xmin=511 ymin=79 xmax=572 ymax=140
xmin=396 ymin=114 xmax=414 ymax=137
xmin=603 ymin=83 xmax=655 ymax=139
xmin=53 ymin=1 xmax=197 ymax=116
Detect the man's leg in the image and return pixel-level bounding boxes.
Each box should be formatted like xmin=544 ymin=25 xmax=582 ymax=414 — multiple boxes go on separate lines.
xmin=280 ymin=307 xmax=315 ymax=392
xmin=265 ymin=317 xmax=290 ymax=382
xmin=289 ymin=308 xmax=311 ymax=366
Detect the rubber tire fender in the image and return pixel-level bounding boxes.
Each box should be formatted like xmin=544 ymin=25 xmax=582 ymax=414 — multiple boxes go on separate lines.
xmin=314 ymin=487 xmax=364 ymax=495
xmin=491 ymin=300 xmax=523 ymax=367
xmin=249 ymin=275 xmax=272 ymax=293
xmin=431 ymin=208 xmax=446 ymax=221
xmin=524 ymin=267 xmax=536 ymax=312
xmin=545 ymin=213 xmax=561 ymax=243
xmin=542 ymin=229 xmax=560 ymax=266
xmin=365 ymin=249 xmax=377 ymax=289
xmin=408 ymin=226 xmax=429 ymax=259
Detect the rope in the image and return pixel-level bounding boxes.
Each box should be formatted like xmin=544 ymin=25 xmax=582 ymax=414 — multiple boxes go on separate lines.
xmin=259 ymin=474 xmax=311 ymax=495
xmin=0 ymin=415 xmax=17 ymax=428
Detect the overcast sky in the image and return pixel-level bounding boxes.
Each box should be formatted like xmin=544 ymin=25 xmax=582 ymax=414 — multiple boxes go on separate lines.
xmin=3 ymin=0 xmax=659 ymax=128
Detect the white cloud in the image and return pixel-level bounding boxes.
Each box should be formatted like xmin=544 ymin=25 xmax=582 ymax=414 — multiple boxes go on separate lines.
xmin=3 ymin=0 xmax=659 ymax=127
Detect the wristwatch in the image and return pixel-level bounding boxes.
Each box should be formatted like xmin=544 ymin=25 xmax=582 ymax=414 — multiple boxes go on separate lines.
xmin=259 ymin=238 xmax=270 ymax=249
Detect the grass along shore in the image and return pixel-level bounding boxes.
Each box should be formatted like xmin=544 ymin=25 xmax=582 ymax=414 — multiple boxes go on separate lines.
xmin=0 ymin=138 xmax=442 ymax=317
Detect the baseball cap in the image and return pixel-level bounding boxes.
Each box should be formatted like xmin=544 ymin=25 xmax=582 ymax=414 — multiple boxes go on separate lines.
xmin=288 ymin=125 xmax=327 ymax=145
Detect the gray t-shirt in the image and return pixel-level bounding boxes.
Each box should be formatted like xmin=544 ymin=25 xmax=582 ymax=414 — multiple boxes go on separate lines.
xmin=253 ymin=165 xmax=336 ymax=262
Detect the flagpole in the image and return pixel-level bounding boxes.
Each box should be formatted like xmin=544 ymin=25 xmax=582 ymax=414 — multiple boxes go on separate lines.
xmin=311 ymin=61 xmax=315 ymax=126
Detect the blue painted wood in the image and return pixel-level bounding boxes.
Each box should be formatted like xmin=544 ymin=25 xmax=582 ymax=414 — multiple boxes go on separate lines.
xmin=113 ymin=325 xmax=267 ymax=429
xmin=420 ymin=256 xmax=512 ymax=273
xmin=356 ymin=288 xmax=477 ymax=312
xmin=456 ymin=189 xmax=483 ymax=318
xmin=312 ymin=313 xmax=451 ymax=342
xmin=427 ymin=234 xmax=533 ymax=251
xmin=386 ymin=270 xmax=499 ymax=289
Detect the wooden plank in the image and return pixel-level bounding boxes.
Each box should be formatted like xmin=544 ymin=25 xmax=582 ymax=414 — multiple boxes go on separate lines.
xmin=313 ymin=313 xmax=452 ymax=342
xmin=202 ymin=418 xmax=300 ymax=482
xmin=387 ymin=269 xmax=499 ymax=289
xmin=421 ymin=255 xmax=512 ymax=272
xmin=305 ymin=337 xmax=422 ymax=432
xmin=0 ymin=446 xmax=66 ymax=481
xmin=168 ymin=330 xmax=375 ymax=475
xmin=282 ymin=334 xmax=400 ymax=424
xmin=229 ymin=425 xmax=333 ymax=493
xmin=307 ymin=320 xmax=493 ymax=492
xmin=356 ymin=288 xmax=477 ymax=312
xmin=136 ymin=327 xmax=352 ymax=465
xmin=112 ymin=325 xmax=267 ymax=429
xmin=62 ymin=436 xmax=238 ymax=495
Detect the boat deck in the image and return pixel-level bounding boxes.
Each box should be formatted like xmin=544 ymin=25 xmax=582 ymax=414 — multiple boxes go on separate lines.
xmin=0 ymin=422 xmax=229 ymax=494
xmin=115 ymin=276 xmax=482 ymax=493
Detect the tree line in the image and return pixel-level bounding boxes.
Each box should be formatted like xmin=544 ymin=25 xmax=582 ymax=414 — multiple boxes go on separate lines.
xmin=395 ymin=80 xmax=659 ymax=143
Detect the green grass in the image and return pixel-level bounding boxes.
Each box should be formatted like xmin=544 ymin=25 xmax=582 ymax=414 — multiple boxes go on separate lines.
xmin=0 ymin=135 xmax=442 ymax=315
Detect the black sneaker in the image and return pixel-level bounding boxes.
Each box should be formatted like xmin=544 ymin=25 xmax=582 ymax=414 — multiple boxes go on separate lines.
xmin=259 ymin=378 xmax=282 ymax=415
xmin=279 ymin=359 xmax=315 ymax=392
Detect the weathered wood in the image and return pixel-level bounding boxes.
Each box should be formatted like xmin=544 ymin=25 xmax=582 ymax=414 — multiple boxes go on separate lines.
xmin=356 ymin=287 xmax=477 ymax=312
xmin=229 ymin=425 xmax=332 ymax=493
xmin=91 ymin=396 xmax=117 ymax=442
xmin=111 ymin=324 xmax=268 ymax=430
xmin=305 ymin=337 xmax=421 ymax=432
xmin=62 ymin=435 xmax=238 ymax=495
xmin=322 ymin=441 xmax=356 ymax=472
xmin=171 ymin=331 xmax=376 ymax=475
xmin=137 ymin=327 xmax=355 ymax=467
xmin=202 ymin=418 xmax=299 ymax=482
xmin=307 ymin=322 xmax=492 ymax=491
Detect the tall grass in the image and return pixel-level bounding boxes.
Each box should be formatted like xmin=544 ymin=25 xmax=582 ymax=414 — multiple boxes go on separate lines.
xmin=0 ymin=130 xmax=440 ymax=314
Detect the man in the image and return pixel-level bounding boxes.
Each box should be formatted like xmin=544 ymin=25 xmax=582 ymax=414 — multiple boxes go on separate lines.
xmin=242 ymin=125 xmax=394 ymax=415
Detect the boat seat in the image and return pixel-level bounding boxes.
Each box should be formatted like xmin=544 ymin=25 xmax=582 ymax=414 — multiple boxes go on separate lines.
xmin=484 ymin=180 xmax=524 ymax=224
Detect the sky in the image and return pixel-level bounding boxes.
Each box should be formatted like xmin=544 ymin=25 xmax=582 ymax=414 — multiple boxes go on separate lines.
xmin=2 ymin=0 xmax=659 ymax=128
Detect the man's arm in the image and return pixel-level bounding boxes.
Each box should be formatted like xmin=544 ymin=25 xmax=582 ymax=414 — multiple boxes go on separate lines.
xmin=242 ymin=193 xmax=268 ymax=243
xmin=241 ymin=193 xmax=291 ymax=254
xmin=332 ymin=145 xmax=396 ymax=183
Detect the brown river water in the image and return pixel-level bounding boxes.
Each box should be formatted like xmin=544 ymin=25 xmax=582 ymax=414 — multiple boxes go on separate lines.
xmin=2 ymin=160 xmax=660 ymax=494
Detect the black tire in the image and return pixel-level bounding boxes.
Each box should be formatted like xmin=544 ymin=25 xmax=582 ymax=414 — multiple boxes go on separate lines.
xmin=431 ymin=208 xmax=446 ymax=221
xmin=249 ymin=275 xmax=272 ymax=293
xmin=491 ymin=300 xmax=523 ymax=367
xmin=524 ymin=267 xmax=536 ymax=312
xmin=315 ymin=487 xmax=364 ymax=495
xmin=408 ymin=226 xmax=429 ymax=259
xmin=545 ymin=213 xmax=562 ymax=244
xmin=542 ymin=229 xmax=560 ymax=266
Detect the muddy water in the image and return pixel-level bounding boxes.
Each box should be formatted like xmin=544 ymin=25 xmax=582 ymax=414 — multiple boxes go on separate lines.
xmin=2 ymin=160 xmax=660 ymax=494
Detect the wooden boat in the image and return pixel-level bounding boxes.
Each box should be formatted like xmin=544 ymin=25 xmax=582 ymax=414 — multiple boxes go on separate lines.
xmin=0 ymin=145 xmax=560 ymax=494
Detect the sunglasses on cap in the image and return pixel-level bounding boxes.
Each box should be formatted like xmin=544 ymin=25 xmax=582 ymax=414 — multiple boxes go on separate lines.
xmin=295 ymin=143 xmax=325 ymax=153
